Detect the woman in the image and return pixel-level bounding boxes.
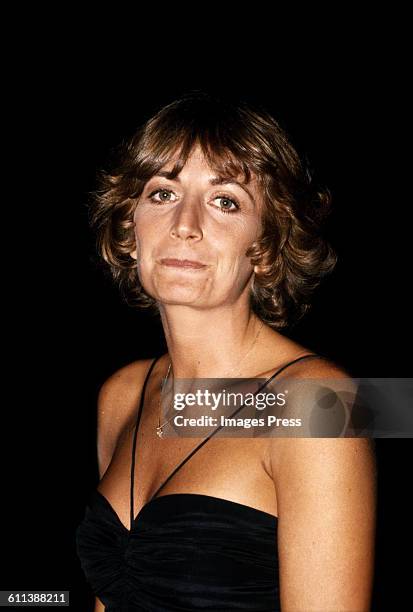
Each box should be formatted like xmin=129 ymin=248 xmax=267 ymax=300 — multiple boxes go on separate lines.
xmin=76 ymin=92 xmax=377 ymax=611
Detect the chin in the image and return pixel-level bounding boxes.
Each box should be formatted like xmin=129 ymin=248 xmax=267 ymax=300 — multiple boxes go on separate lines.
xmin=154 ymin=288 xmax=205 ymax=304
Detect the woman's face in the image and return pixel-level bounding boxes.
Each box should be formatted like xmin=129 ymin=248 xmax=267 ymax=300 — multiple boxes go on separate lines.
xmin=131 ymin=145 xmax=264 ymax=309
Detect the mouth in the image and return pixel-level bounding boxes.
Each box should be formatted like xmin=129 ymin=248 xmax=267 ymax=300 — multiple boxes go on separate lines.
xmin=159 ymin=258 xmax=207 ymax=269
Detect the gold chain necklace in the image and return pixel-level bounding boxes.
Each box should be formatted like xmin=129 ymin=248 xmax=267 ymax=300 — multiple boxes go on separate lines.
xmin=156 ymin=320 xmax=264 ymax=438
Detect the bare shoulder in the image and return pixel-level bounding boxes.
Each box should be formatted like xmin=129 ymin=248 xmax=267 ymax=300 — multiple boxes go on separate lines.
xmin=264 ymin=353 xmax=365 ymax=471
xmin=96 ymin=357 xmax=158 ymax=478
xmin=292 ymin=353 xmax=352 ymax=379
xmin=97 ymin=358 xmax=155 ymax=410
xmin=279 ymin=352 xmax=358 ymax=401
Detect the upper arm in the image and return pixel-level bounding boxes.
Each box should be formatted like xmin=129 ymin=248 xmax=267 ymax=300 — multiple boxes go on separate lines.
xmin=266 ymin=361 xmax=377 ymax=611
xmin=96 ymin=359 xmax=153 ymax=479
xmin=272 ymin=436 xmax=377 ymax=611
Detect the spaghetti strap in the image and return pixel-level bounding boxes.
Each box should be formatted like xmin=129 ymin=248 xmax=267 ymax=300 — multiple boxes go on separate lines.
xmin=148 ymin=352 xmax=323 ymax=502
xmin=130 ymin=356 xmax=162 ymax=530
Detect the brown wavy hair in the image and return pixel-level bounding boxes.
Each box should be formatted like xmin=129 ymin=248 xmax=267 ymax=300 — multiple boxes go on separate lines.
xmin=88 ymin=91 xmax=337 ymax=329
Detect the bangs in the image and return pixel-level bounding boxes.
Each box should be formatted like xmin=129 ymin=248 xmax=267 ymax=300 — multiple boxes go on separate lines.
xmin=136 ymin=101 xmax=264 ymax=187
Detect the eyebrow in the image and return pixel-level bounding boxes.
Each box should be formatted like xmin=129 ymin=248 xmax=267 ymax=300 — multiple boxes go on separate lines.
xmin=152 ymin=171 xmax=256 ymax=205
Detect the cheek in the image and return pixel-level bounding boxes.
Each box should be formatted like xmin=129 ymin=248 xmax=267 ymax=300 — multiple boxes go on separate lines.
xmin=222 ymin=223 xmax=258 ymax=256
xmin=132 ymin=228 xmax=141 ymax=254
xmin=214 ymin=244 xmax=254 ymax=277
xmin=133 ymin=219 xmax=153 ymax=251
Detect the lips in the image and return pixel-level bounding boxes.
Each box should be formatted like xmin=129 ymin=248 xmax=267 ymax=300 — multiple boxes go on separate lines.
xmin=160 ymin=258 xmax=207 ymax=269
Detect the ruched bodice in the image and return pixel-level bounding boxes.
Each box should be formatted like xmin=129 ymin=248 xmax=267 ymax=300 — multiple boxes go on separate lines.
xmin=76 ymin=353 xmax=320 ymax=611
xmin=77 ymin=491 xmax=279 ymax=611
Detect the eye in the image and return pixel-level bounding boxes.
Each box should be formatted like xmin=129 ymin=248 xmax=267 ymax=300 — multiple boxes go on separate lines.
xmin=212 ymin=195 xmax=240 ymax=214
xmin=148 ymin=188 xmax=177 ymax=203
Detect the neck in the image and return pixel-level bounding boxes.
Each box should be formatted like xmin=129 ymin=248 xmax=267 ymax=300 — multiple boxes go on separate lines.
xmin=158 ymin=302 xmax=265 ymax=379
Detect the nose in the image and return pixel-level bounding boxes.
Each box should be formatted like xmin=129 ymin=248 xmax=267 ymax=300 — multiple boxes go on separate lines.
xmin=169 ymin=196 xmax=203 ymax=242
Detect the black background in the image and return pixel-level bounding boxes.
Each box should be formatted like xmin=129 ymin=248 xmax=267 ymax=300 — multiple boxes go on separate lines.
xmin=2 ymin=29 xmax=411 ymax=611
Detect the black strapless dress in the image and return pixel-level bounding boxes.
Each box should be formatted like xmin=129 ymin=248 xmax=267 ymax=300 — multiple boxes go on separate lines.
xmin=76 ymin=353 xmax=319 ymax=611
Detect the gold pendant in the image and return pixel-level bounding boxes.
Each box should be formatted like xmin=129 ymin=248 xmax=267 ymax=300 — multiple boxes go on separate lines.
xmin=156 ymin=426 xmax=163 ymax=439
